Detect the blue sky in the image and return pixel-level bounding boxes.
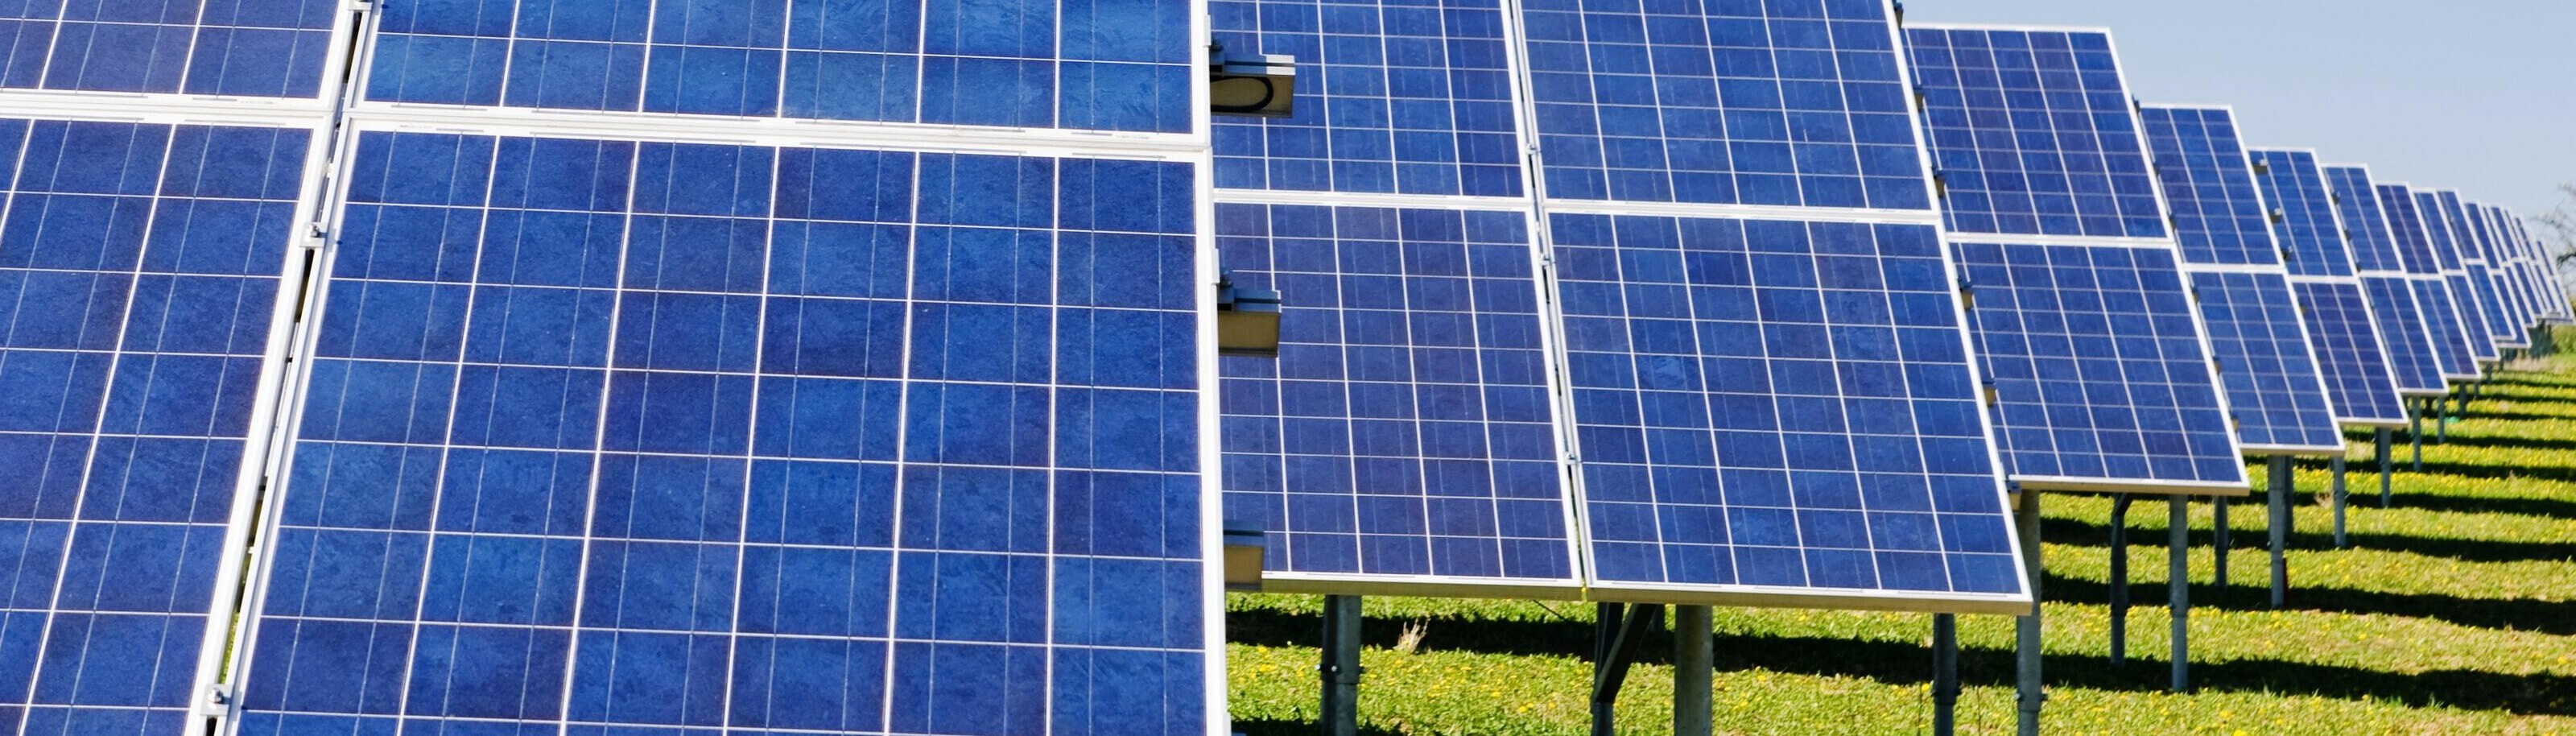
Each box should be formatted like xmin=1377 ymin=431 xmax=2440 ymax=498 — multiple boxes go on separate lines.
xmin=1905 ymin=0 xmax=2576 ymax=219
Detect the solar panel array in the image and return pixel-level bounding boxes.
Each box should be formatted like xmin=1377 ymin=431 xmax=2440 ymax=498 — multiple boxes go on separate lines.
xmin=2322 ymin=164 xmax=2450 ymax=396
xmin=1213 ymin=0 xmax=2033 ymax=612
xmin=2138 ymin=105 xmax=2340 ymax=455
xmin=2377 ymin=184 xmax=2481 ymax=378
xmin=2415 ymin=190 xmax=2500 ymax=362
xmin=1909 ymin=27 xmax=2247 ymax=493
xmin=2248 ymin=148 xmax=2407 ymax=427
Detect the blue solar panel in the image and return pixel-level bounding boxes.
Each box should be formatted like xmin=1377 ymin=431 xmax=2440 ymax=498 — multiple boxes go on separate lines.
xmin=2290 ymin=281 xmax=2408 ymax=425
xmin=2409 ymin=278 xmax=2478 ymax=378
xmin=1906 ymin=27 xmax=2163 ymax=238
xmin=229 ymin=131 xmax=1214 ymax=734
xmin=1550 ymin=213 xmax=2023 ymax=601
xmin=1215 ymin=203 xmax=1579 ymax=591
xmin=0 ymin=117 xmax=312 ymax=733
xmin=2186 ymin=271 xmax=2339 ymax=451
xmin=2322 ymin=165 xmax=2405 ymax=274
xmin=0 ymin=1 xmax=340 ymax=97
xmin=363 ymin=0 xmax=1194 ymax=132
xmin=2413 ymin=191 xmax=2466 ymax=271
xmin=2359 ymin=276 xmax=2449 ymax=395
xmin=1212 ymin=0 xmax=1526 ymax=197
xmin=2140 ymin=106 xmax=2277 ymax=267
xmin=1951 ymin=241 xmax=2244 ymax=486
xmin=2247 ymin=151 xmax=2352 ymax=279
xmin=1519 ymin=0 xmax=1931 ymax=209
xmin=2375 ymin=184 xmax=2442 ymax=275
xmin=2435 ymin=193 xmax=2520 ymax=347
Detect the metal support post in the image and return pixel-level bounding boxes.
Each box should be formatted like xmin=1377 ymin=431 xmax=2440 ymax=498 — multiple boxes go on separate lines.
xmin=1590 ymin=602 xmax=1661 ymax=736
xmin=2211 ymin=498 xmax=2228 ymax=588
xmin=2268 ymin=455 xmax=2291 ymax=609
xmin=2169 ymin=496 xmax=2192 ymax=693
xmin=1674 ymin=606 xmax=1713 ymax=736
xmin=2330 ymin=454 xmax=2348 ymax=548
xmin=2376 ymin=428 xmax=2394 ymax=508
xmin=2410 ymin=399 xmax=2425 ymax=471
xmin=2436 ymin=395 xmax=2450 ymax=443
xmin=2107 ymin=493 xmax=2132 ymax=664
xmin=2014 ymin=489 xmax=2043 ymax=736
xmin=1933 ymin=614 xmax=1960 ymax=736
xmin=1320 ymin=595 xmax=1364 ymax=736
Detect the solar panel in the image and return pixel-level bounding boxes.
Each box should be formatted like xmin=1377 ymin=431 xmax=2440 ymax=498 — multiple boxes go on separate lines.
xmin=0 ymin=1 xmax=344 ymax=98
xmin=1215 ymin=202 xmax=1580 ymax=595
xmin=1211 ymin=0 xmax=1525 ymax=196
xmin=2376 ymin=184 xmax=2480 ymax=378
xmin=2136 ymin=105 xmax=2339 ymax=455
xmin=2414 ymin=190 xmax=2500 ymax=362
xmin=1551 ymin=213 xmax=2026 ymax=606
xmin=2438 ymin=194 xmax=2525 ymax=349
xmin=362 ymin=0 xmax=1195 ymax=132
xmin=2140 ymin=106 xmax=2277 ymax=267
xmin=0 ymin=116 xmax=314 ymax=733
xmin=2322 ymin=166 xmax=2405 ymax=274
xmin=2247 ymin=148 xmax=2406 ymax=426
xmin=1909 ymin=27 xmax=2246 ymax=494
xmin=2374 ymin=184 xmax=2443 ymax=275
xmin=228 ymin=130 xmax=1217 ymax=734
xmin=1521 ymin=0 xmax=1934 ymax=209
xmin=2471 ymin=205 xmax=2540 ymax=334
xmin=1906 ymin=27 xmax=2164 ymax=238
xmin=2359 ymin=276 xmax=2450 ymax=395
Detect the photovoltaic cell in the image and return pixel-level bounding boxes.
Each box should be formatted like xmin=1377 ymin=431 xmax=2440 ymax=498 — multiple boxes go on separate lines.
xmin=1211 ymin=0 xmax=1526 ymax=197
xmin=1551 ymin=213 xmax=2024 ymax=602
xmin=1951 ymin=242 xmax=2243 ymax=486
xmin=2322 ymin=165 xmax=2404 ymax=274
xmin=363 ymin=0 xmax=1195 ymax=133
xmin=230 ymin=131 xmax=1213 ymax=735
xmin=1216 ymin=203 xmax=1579 ymax=590
xmin=2360 ymin=276 xmax=2448 ymax=395
xmin=0 ymin=1 xmax=340 ymax=97
xmin=2248 ymin=151 xmax=2351 ymax=278
xmin=0 ymin=118 xmax=311 ymax=733
xmin=1520 ymin=0 xmax=1933 ymax=209
xmin=2291 ymin=281 xmax=2407 ymax=424
xmin=2140 ymin=106 xmax=2276 ymax=267
xmin=1905 ymin=27 xmax=2163 ymax=238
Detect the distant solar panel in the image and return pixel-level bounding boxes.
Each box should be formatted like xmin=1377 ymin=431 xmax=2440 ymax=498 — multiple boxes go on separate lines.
xmin=2438 ymin=195 xmax=2525 ymax=349
xmin=2409 ymin=278 xmax=2479 ymax=379
xmin=1521 ymin=0 xmax=1933 ymax=209
xmin=2248 ymin=148 xmax=2406 ymax=425
xmin=0 ymin=117 xmax=312 ymax=733
xmin=1906 ymin=27 xmax=2164 ymax=238
xmin=2140 ymin=106 xmax=2277 ymax=267
xmin=2415 ymin=191 xmax=2500 ymax=362
xmin=1212 ymin=0 xmax=1525 ymax=196
xmin=2323 ymin=166 xmax=2405 ymax=273
xmin=1950 ymin=241 xmax=2244 ymax=488
xmin=2359 ymin=276 xmax=2450 ymax=395
xmin=1216 ymin=202 xmax=1579 ymax=595
xmin=230 ymin=130 xmax=1216 ymax=734
xmin=0 ymin=1 xmax=341 ymax=97
xmin=1550 ymin=213 xmax=2026 ymax=606
xmin=2376 ymin=184 xmax=2443 ymax=275
xmin=363 ymin=0 xmax=1195 ymax=132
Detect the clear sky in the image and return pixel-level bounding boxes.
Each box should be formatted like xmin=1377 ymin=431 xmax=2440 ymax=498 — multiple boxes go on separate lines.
xmin=1905 ymin=0 xmax=2575 ymax=220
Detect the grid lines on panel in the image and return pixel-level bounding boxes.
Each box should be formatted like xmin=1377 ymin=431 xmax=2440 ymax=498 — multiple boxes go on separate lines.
xmin=0 ymin=118 xmax=309 ymax=734
xmin=2413 ymin=191 xmax=2464 ymax=271
xmin=2291 ymin=281 xmax=2406 ymax=424
xmin=1215 ymin=204 xmax=1574 ymax=585
xmin=0 ymin=0 xmax=338 ymax=97
xmin=2186 ymin=271 xmax=2338 ymax=449
xmin=2376 ymin=184 xmax=2442 ymax=275
xmin=1951 ymin=242 xmax=2242 ymax=485
xmin=2249 ymin=150 xmax=2352 ymax=279
xmin=364 ymin=0 xmax=1194 ymax=133
xmin=229 ymin=131 xmax=1210 ymax=735
xmin=2322 ymin=166 xmax=2403 ymax=274
xmin=1519 ymin=0 xmax=1932 ymax=209
xmin=2359 ymin=276 xmax=2447 ymax=394
xmin=1550 ymin=213 xmax=2021 ymax=597
xmin=1905 ymin=27 xmax=2163 ymax=238
xmin=2140 ymin=107 xmax=2277 ymax=267
xmin=2464 ymin=263 xmax=2520 ymax=346
xmin=1212 ymin=0 xmax=1525 ymax=197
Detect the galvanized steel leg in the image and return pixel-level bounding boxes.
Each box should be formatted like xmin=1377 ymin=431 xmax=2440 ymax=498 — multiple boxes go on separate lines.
xmin=2330 ymin=454 xmax=2348 ymax=548
xmin=1590 ymin=603 xmax=1660 ymax=736
xmin=2436 ymin=395 xmax=2451 ymax=443
xmin=2376 ymin=428 xmax=2394 ymax=508
xmin=2014 ymin=489 xmax=2044 ymax=736
xmin=1933 ymin=614 xmax=1959 ymax=736
xmin=2211 ymin=498 xmax=2229 ymax=588
xmin=2107 ymin=493 xmax=2132 ymax=664
xmin=2169 ymin=497 xmax=2192 ymax=693
xmin=2268 ymin=456 xmax=2291 ymax=609
xmin=2410 ymin=399 xmax=2425 ymax=471
xmin=1321 ymin=595 xmax=1363 ymax=736
xmin=1674 ymin=605 xmax=1713 ymax=736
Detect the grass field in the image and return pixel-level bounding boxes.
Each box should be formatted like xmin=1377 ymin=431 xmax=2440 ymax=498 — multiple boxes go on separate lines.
xmin=1222 ymin=349 xmax=2576 ymax=734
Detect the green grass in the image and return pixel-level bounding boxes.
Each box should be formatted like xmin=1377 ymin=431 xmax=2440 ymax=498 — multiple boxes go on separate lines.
xmin=1223 ymin=345 xmax=2576 ymax=734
